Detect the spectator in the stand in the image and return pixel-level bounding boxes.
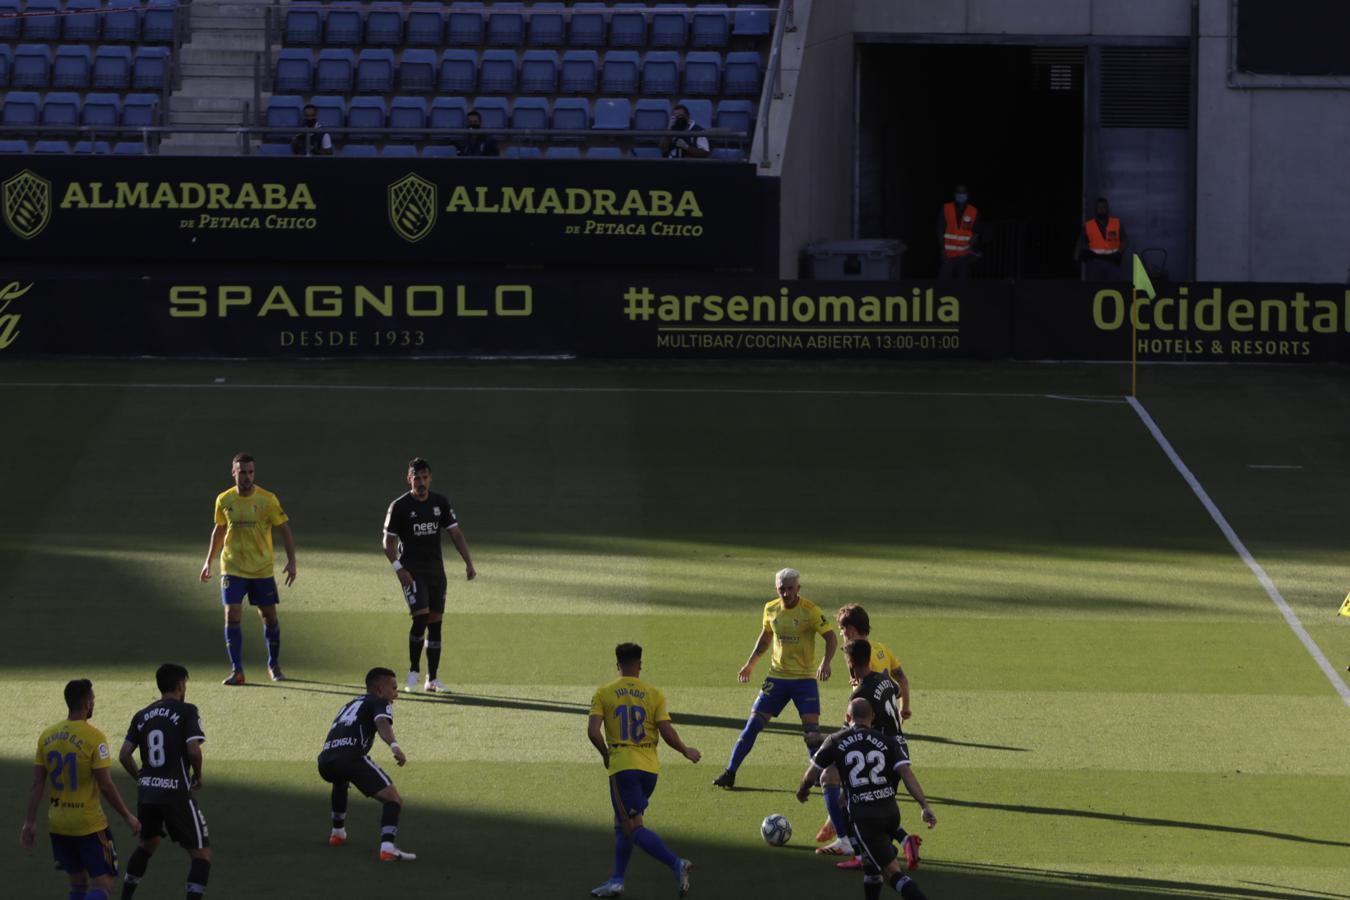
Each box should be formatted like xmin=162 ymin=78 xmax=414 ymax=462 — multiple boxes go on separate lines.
xmin=660 ymin=104 xmax=710 ymax=159
xmin=291 ymin=104 xmax=333 ymax=156
xmin=459 ymin=110 xmax=500 ymax=157
xmin=1075 ymin=197 xmax=1129 ymax=281
xmin=936 ymin=184 xmax=980 ymax=279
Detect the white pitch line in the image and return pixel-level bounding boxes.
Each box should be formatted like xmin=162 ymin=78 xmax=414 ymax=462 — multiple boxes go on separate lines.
xmin=1247 ymin=464 xmax=1303 ymax=470
xmin=1128 ymin=396 xmax=1350 ymax=708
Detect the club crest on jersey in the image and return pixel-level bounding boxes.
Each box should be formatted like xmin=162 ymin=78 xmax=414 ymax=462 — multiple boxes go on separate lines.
xmin=433 ymin=506 xmax=441 ymax=516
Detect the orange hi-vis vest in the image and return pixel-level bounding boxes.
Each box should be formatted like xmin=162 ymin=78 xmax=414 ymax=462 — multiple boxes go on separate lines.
xmin=1085 ymin=217 xmax=1121 ymax=254
xmin=943 ymin=202 xmax=978 ymax=258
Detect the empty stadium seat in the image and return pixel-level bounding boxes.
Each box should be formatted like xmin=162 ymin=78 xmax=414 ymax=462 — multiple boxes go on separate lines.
xmin=315 ymin=48 xmax=354 ymax=92
xmin=509 ymin=96 xmax=548 ymax=134
xmin=34 ymin=140 xmax=71 ymax=153
xmin=504 ymin=145 xmax=541 ymax=158
xmin=446 ymin=1 xmax=484 ymax=45
xmin=712 ymin=147 xmax=748 ymax=161
xmin=309 ymin=95 xmax=345 ymax=128
xmin=691 ymin=10 xmax=729 ymax=48
xmin=519 ymin=49 xmax=558 ymax=94
xmin=650 ymin=7 xmax=687 ymax=48
xmin=715 ymin=99 xmax=753 ymax=136
xmin=64 ymin=0 xmax=102 ymax=42
xmin=550 ymin=96 xmax=588 ymax=140
xmin=682 ymin=51 xmax=721 ymax=96
xmin=92 ymin=46 xmax=132 ymax=89
xmin=486 ymin=2 xmax=524 ymax=46
xmin=568 ymin=3 xmax=606 ymax=47
xmin=734 ymin=6 xmax=772 ymax=37
xmin=73 ymin=140 xmax=111 ymax=153
xmin=631 ymin=146 xmax=661 ymax=158
xmin=23 ymin=0 xmax=61 ymax=42
xmin=132 ymin=47 xmax=169 ymax=90
xmin=382 ymin=144 xmax=417 ymax=157
xmin=53 ymin=45 xmax=92 ymax=89
xmin=641 ymin=51 xmax=680 ymax=95
xmin=275 ymin=49 xmax=313 ymax=93
xmin=341 ymin=144 xmax=378 ymax=156
xmin=1 ymin=91 xmax=40 ymax=127
xmin=633 ymin=98 xmax=671 ymax=135
xmin=559 ymin=49 xmax=598 ymax=94
xmin=285 ymin=7 xmax=321 ymax=44
xmin=258 ymin=143 xmax=293 ymax=156
xmin=12 ymin=44 xmax=51 ymax=89
xmin=724 ymin=51 xmax=762 ymax=95
xmin=121 ymin=93 xmax=159 ymax=126
xmin=324 ymin=4 xmax=362 ymax=45
xmin=479 ymin=49 xmax=517 ymax=93
xmin=470 ymin=96 xmax=507 ymax=129
xmin=429 ymin=96 xmax=467 ymax=138
xmin=111 ymin=140 xmax=146 ymax=154
xmin=0 ymin=0 xmax=18 ymax=41
xmin=266 ymin=95 xmax=303 ymax=129
xmin=610 ymin=4 xmax=646 ymax=48
xmin=41 ymin=91 xmax=80 ymax=131
xmin=600 ymin=50 xmax=639 ymax=94
xmin=528 ymin=3 xmax=565 ymax=46
xmin=81 ymin=93 xmax=121 ymax=128
xmin=593 ymin=97 xmax=630 ymax=130
xmin=0 ymin=140 xmax=29 ymax=153
xmin=400 ymin=48 xmax=436 ymax=92
xmin=438 ymin=49 xmax=476 ymax=92
xmin=389 ymin=96 xmax=427 ymax=140
xmin=356 ymin=48 xmax=395 ymax=92
xmin=347 ymin=96 xmax=386 ymax=140
xmin=406 ymin=3 xmax=444 ymax=45
xmin=365 ymin=4 xmax=403 ymax=45
xmin=586 ymin=146 xmax=624 ymax=158
xmin=0 ymin=45 xmax=9 ymax=87
xmin=103 ymin=0 xmax=141 ymax=42
xmin=544 ymin=146 xmax=580 ymax=158
xmin=422 ymin=144 xmax=459 ymax=158
xmin=143 ymin=0 xmax=177 ymax=43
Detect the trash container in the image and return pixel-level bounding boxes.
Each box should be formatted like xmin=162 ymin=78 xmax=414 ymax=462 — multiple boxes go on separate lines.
xmin=802 ymin=239 xmax=906 ymax=280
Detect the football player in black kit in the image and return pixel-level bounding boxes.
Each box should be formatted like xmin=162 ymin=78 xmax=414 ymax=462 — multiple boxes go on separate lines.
xmin=318 ymin=667 xmax=415 ymax=861
xmin=383 ymin=457 xmax=476 ymax=693
xmin=117 ymin=664 xmax=211 ymax=900
xmin=797 ymin=697 xmax=937 ymax=900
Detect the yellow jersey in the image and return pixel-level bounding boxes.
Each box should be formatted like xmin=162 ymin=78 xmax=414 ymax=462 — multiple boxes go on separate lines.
xmin=214 ymin=486 xmax=289 ymax=579
xmin=763 ymin=596 xmax=832 ymax=678
xmin=34 ymin=719 xmax=112 ymax=836
xmin=590 ymin=676 xmax=670 ymax=776
xmin=869 ymin=638 xmax=903 ymax=681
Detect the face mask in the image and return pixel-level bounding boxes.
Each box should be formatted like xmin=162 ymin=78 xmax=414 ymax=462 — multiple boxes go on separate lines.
xmin=954 ymin=193 xmax=968 ymax=204
xmin=304 ymin=117 xmax=317 ymax=127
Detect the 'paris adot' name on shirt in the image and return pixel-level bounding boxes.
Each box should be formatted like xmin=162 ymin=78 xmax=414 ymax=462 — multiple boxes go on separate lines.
xmin=383 ymin=491 xmax=458 ymax=574
xmin=812 ymin=726 xmax=911 ymax=813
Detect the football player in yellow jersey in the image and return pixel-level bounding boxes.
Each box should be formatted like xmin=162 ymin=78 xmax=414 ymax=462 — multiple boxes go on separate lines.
xmin=21 ymin=680 xmax=140 ymax=900
xmin=200 ymin=453 xmax=298 ymax=686
xmin=587 ymin=643 xmax=700 ymax=899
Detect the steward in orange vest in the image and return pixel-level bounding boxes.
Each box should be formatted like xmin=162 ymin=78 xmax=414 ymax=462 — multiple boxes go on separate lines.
xmin=937 ymin=185 xmax=980 ymax=279
xmin=1076 ymin=197 xmax=1128 ymax=280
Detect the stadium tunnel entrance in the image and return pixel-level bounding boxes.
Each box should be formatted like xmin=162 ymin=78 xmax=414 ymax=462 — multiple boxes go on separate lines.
xmin=857 ymin=42 xmax=1085 ymax=279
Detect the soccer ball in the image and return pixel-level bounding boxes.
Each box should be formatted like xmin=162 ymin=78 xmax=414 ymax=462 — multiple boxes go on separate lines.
xmin=760 ymin=814 xmax=792 ymax=846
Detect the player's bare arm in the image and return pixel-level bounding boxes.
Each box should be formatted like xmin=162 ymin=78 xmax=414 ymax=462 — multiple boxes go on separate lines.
xmin=278 ymin=522 xmax=298 ymax=586
xmin=376 ymin=718 xmax=406 ymax=767
xmin=448 ymin=526 xmax=476 ymax=581
xmin=899 ymin=766 xmax=937 ymax=828
xmin=894 ymin=665 xmax=912 ymax=718
xmin=586 ymin=714 xmax=610 ymax=768
xmin=795 ymin=763 xmax=823 ymax=802
xmin=19 ymin=763 xmax=45 ymax=851
xmin=187 ymin=740 xmax=204 ymax=789
xmin=655 ymin=721 xmax=701 ymax=763
xmin=817 ymin=629 xmax=837 ymax=681
xmin=118 ymin=740 xmax=139 ymax=781
xmin=383 ymin=533 xmax=415 ymax=588
xmin=199 ymin=524 xmax=226 ymax=582
xmin=94 ymin=766 xmax=141 ymax=834
xmin=738 ymin=628 xmax=772 ymax=682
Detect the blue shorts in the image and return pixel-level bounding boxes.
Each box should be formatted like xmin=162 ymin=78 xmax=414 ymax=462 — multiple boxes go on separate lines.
xmin=608 ymin=770 xmax=658 ymax=823
xmin=752 ymin=677 xmax=820 ymax=718
xmin=221 ymin=575 xmax=279 ymax=607
xmin=50 ymin=829 xmax=118 ymax=878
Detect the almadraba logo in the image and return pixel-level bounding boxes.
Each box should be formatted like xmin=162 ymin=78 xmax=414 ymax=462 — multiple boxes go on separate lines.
xmin=2 ymin=170 xmax=52 ymax=239
xmin=389 ymin=173 xmax=437 ymax=244
xmin=0 ymin=281 xmax=32 ymax=349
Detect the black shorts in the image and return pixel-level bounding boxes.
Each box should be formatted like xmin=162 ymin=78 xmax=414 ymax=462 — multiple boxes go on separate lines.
xmin=848 ymin=808 xmax=901 ymax=874
xmin=318 ymin=755 xmax=393 ymax=798
xmin=402 ymin=570 xmax=446 ymax=615
xmin=139 ymin=798 xmax=209 ymax=850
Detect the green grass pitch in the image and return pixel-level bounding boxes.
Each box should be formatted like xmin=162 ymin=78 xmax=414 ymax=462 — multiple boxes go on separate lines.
xmin=0 ymin=359 xmax=1347 ymax=900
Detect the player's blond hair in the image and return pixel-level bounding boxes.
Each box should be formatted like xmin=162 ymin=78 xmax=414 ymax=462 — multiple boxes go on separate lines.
xmin=775 ymin=567 xmax=800 ymax=588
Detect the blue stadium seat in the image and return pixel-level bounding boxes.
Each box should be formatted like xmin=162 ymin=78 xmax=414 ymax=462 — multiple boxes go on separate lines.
xmin=382 ymin=144 xmax=417 ymax=157
xmin=308 ymin=95 xmax=345 ymax=129
xmin=315 ymin=48 xmax=354 ymax=92
xmin=81 ymin=93 xmax=121 ymax=129
xmin=22 ymin=0 xmax=61 ymax=41
xmin=122 ymin=93 xmax=159 ymax=126
xmin=429 ymin=96 xmax=467 ymax=138
xmin=560 ymin=49 xmax=598 ymax=94
xmin=388 ymin=96 xmax=427 ymax=141
xmin=691 ymin=10 xmax=729 ymax=48
xmin=258 ymin=143 xmax=293 ymax=156
xmin=131 ymin=47 xmax=169 ymax=90
xmin=143 ymin=0 xmax=177 ymax=43
xmin=677 ymin=98 xmax=712 ymax=128
xmin=592 ymin=97 xmax=630 ymax=130
xmin=103 ymin=0 xmax=141 ymax=42
xmin=34 ymin=140 xmax=71 ymax=153
xmin=0 ymin=45 xmax=8 ymax=88
xmin=41 ymin=91 xmax=80 ymax=131
xmin=549 ymin=96 xmax=588 ymax=140
xmin=528 ymin=3 xmax=565 ymax=47
xmin=724 ymin=51 xmax=762 ymax=95
xmin=479 ymin=49 xmax=517 ymax=93
xmin=0 ymin=0 xmax=18 ymax=40
xmin=446 ymin=1 xmax=484 ymax=45
xmin=609 ymin=4 xmax=646 ymax=48
xmin=347 ymin=96 xmax=386 ymax=140
xmin=92 ymin=46 xmax=132 ymax=90
xmin=1 ymin=91 xmax=40 ymax=127
xmin=600 ymin=50 xmax=639 ymax=94
xmin=470 ymin=96 xmax=507 ymax=129
xmin=631 ymin=146 xmax=661 ymax=159
xmin=712 ymin=147 xmax=747 ymax=162
xmin=509 ymin=96 xmax=548 ymax=134
xmin=715 ymin=98 xmax=753 ymax=135
xmin=568 ymin=3 xmax=605 ymax=47
xmin=519 ymin=50 xmax=558 ymax=94
xmin=504 ymin=145 xmax=541 ymax=158
xmin=73 ymin=140 xmax=111 ymax=154
xmin=285 ymin=7 xmax=321 ymax=44
xmin=734 ymin=6 xmax=772 ymax=37
xmin=52 ymin=45 xmax=92 ymax=89
xmin=275 ymin=49 xmax=314 ymax=93
xmin=422 ymin=144 xmax=459 ymax=158
xmin=406 ymin=3 xmax=444 ymax=45
xmin=633 ymin=98 xmax=671 ymax=135
xmin=400 ymin=48 xmax=436 ymax=92
xmin=266 ymin=95 xmax=303 ymax=129
xmin=356 ymin=48 xmax=395 ymax=92
xmin=543 ymin=146 xmax=580 ymax=158
xmin=365 ymin=4 xmax=403 ymax=46
xmin=324 ymin=4 xmax=362 ymax=45
xmin=64 ymin=0 xmax=102 ymax=41
xmin=682 ymin=51 xmax=721 ymax=96
xmin=641 ymin=51 xmax=680 ymax=95
xmin=342 ymin=144 xmax=378 ymax=156
xmin=650 ymin=7 xmax=687 ymax=48
xmin=586 ymin=146 xmax=624 ymax=158
xmin=12 ymin=44 xmax=51 ymax=89
xmin=438 ymin=49 xmax=477 ymax=93
xmin=111 ymin=140 xmax=146 ymax=155
xmin=0 ymin=140 xmax=28 ymax=153
xmin=486 ymin=2 xmax=523 ymax=46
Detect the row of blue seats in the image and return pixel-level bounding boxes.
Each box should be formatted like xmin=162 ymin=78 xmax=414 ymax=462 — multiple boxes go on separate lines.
xmin=0 ymin=0 xmax=177 ymax=43
xmin=0 ymin=44 xmax=169 ymax=89
xmin=284 ymin=3 xmax=769 ymax=49
xmin=1 ymin=90 xmax=160 ymax=127
xmin=260 ymin=141 xmax=748 ymax=160
xmin=267 ymin=94 xmax=752 ymax=136
xmin=276 ymin=48 xmax=761 ymax=97
xmin=0 ymin=138 xmax=147 ymax=152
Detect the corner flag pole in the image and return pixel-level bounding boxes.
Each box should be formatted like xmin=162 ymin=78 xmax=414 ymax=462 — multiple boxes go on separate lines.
xmin=1130 ymin=255 xmax=1156 ymax=398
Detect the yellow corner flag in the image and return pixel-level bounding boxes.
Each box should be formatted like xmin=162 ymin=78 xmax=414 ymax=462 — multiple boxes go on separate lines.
xmin=1132 ymin=254 xmax=1156 ymax=300
xmin=1340 ymin=592 xmax=1350 ymax=617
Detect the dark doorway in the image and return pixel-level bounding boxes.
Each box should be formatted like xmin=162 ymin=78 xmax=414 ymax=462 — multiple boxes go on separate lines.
xmin=858 ymin=43 xmax=1085 ymax=279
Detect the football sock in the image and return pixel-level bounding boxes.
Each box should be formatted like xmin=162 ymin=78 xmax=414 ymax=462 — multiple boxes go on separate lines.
xmin=726 ymin=714 xmax=767 ymax=772
xmin=425 ymin=621 xmax=442 ymax=680
xmin=263 ymin=622 xmax=281 ymax=669
xmin=121 ymin=846 xmax=151 ymax=898
xmin=864 ymin=874 xmax=884 ymax=900
xmin=330 ymin=781 xmax=349 ymax=820
xmin=409 ymin=619 xmax=427 ymax=671
xmin=631 ymin=827 xmax=679 ymax=870
xmin=225 ymin=623 xmax=243 ymax=672
xmin=85 ymin=891 xmax=109 ymax=900
xmin=823 ymin=785 xmax=849 ymax=844
xmin=890 ymin=874 xmax=927 ymax=900
xmin=69 ymin=890 xmax=87 ymax=900
xmin=611 ymin=827 xmax=634 ymax=880
xmin=380 ymin=801 xmax=400 ymax=843
xmin=185 ymin=857 xmax=210 ymax=900
xmin=803 ymin=722 xmax=823 ymax=758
